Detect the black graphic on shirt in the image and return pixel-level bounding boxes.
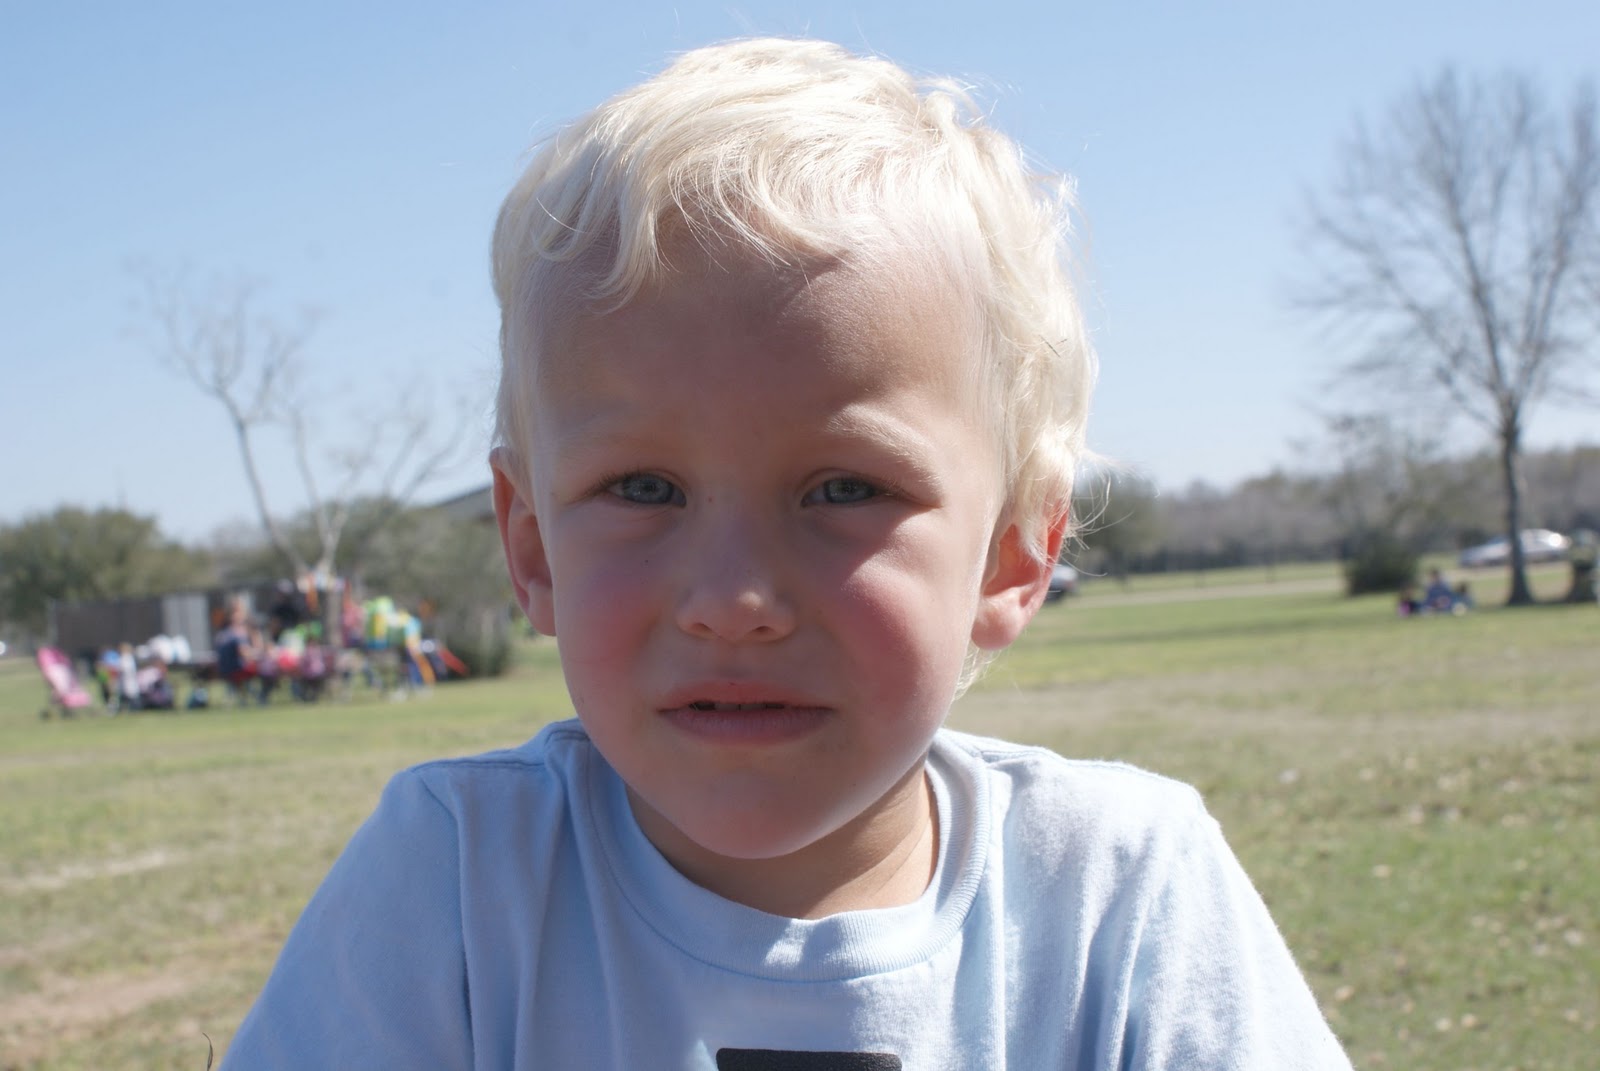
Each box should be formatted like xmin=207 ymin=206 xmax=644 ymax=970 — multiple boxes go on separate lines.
xmin=715 ymin=1049 xmax=902 ymax=1071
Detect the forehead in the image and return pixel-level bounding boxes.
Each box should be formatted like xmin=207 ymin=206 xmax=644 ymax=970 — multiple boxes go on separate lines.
xmin=530 ymin=242 xmax=982 ymax=403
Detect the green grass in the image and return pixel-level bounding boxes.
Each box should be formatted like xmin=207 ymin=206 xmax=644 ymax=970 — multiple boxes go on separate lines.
xmin=1073 ymin=558 xmax=1343 ymax=595
xmin=2 ymin=570 xmax=1596 ymax=1069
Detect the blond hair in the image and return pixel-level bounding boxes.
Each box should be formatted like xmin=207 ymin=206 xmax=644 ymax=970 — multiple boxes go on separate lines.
xmin=492 ymin=37 xmax=1095 ymax=562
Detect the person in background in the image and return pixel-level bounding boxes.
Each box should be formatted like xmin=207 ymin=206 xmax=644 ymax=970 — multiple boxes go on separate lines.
xmin=1423 ymin=568 xmax=1457 ymax=612
xmin=213 ymin=602 xmax=259 ymax=705
xmin=115 ymin=642 xmax=140 ymax=713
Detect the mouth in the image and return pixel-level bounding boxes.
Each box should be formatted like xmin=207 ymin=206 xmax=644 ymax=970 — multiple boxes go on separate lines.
xmin=660 ymin=691 xmax=829 ymax=744
xmin=685 ymin=700 xmax=790 ymax=712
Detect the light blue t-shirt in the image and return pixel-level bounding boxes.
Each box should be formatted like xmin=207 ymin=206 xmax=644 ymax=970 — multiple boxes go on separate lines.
xmin=227 ymin=721 xmax=1351 ymax=1069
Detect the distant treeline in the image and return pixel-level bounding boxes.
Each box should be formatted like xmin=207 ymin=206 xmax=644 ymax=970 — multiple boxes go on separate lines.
xmin=1070 ymin=444 xmax=1600 ymax=579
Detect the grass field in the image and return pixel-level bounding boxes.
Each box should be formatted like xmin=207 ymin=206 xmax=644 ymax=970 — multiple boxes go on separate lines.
xmin=2 ymin=562 xmax=1595 ymax=1069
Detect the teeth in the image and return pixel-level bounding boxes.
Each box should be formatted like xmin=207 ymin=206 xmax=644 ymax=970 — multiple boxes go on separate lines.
xmin=689 ymin=701 xmax=786 ymax=712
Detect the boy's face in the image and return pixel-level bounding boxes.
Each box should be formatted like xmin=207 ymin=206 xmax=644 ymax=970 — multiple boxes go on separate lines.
xmin=495 ymin=244 xmax=1053 ymax=900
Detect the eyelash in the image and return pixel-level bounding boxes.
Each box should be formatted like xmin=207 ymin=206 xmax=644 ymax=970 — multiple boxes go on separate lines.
xmin=806 ymin=475 xmax=881 ymax=505
xmin=591 ymin=472 xmax=899 ymax=507
xmin=599 ymin=471 xmax=683 ymax=507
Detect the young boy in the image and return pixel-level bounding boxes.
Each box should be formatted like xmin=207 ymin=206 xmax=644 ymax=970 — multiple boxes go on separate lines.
xmin=229 ymin=39 xmax=1351 ymax=1069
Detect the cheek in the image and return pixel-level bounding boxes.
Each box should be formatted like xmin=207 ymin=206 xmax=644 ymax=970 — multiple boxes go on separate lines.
xmin=867 ymin=515 xmax=989 ymax=618
xmin=835 ymin=554 xmax=977 ymax=695
xmin=548 ymin=540 xmax=657 ymax=662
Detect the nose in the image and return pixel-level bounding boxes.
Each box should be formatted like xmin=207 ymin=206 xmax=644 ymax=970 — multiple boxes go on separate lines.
xmin=673 ymin=512 xmax=797 ymax=644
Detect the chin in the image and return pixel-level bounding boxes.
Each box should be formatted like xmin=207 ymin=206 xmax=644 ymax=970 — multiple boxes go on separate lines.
xmin=678 ymin=809 xmax=839 ymax=862
xmin=643 ymin=789 xmax=855 ymax=868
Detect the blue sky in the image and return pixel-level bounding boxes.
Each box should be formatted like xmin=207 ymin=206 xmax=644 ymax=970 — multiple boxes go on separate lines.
xmin=3 ymin=1 xmax=1596 ymax=541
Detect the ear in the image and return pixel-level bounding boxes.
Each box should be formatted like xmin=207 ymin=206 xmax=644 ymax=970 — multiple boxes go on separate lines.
xmin=971 ymin=510 xmax=1070 ymax=651
xmin=491 ymin=449 xmax=556 ymax=636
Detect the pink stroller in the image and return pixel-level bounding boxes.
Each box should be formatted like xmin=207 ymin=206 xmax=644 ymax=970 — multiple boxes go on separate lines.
xmin=36 ymin=647 xmax=95 ymax=718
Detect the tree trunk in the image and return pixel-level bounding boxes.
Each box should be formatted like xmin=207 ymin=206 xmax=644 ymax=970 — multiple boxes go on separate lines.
xmin=229 ymin=411 xmax=307 ymax=578
xmin=1499 ymin=423 xmax=1534 ymax=606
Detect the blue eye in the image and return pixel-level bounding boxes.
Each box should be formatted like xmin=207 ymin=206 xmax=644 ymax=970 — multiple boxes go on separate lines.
xmin=810 ymin=476 xmax=878 ymax=505
xmin=609 ymin=473 xmax=683 ymax=506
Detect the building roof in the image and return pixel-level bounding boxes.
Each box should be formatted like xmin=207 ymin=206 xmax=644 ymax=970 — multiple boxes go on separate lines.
xmin=430 ymin=484 xmax=495 ymax=524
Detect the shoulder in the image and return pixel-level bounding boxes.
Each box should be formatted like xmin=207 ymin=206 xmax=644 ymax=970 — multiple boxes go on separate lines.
xmin=289 ymin=719 xmax=603 ymax=945
xmin=400 ymin=717 xmax=592 ymax=780
xmin=935 ymin=728 xmax=1214 ymax=900
xmin=937 ymin=727 xmax=1206 ymax=831
xmin=224 ymin=728 xmax=609 ymax=1067
xmin=379 ymin=718 xmax=596 ymax=825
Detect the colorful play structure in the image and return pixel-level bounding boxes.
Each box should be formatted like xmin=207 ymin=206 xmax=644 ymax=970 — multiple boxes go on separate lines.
xmin=356 ymin=595 xmax=469 ymax=691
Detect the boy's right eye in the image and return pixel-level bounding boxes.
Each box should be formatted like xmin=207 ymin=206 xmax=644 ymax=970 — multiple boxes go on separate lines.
xmin=607 ymin=472 xmax=684 ymax=506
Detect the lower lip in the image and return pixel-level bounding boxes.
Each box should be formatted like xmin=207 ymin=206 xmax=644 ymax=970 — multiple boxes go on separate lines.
xmin=660 ymin=705 xmax=830 ymax=745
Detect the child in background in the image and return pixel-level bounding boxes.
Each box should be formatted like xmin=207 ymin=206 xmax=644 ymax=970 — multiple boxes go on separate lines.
xmin=229 ymin=39 xmax=1351 ymax=1069
xmin=1423 ymin=567 xmax=1457 ymax=612
xmin=114 ymin=642 xmax=140 ymax=713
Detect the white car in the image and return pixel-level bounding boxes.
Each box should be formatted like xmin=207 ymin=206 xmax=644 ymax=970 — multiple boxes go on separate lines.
xmin=1044 ymin=563 xmax=1079 ymax=602
xmin=1458 ymin=529 xmax=1571 ymax=568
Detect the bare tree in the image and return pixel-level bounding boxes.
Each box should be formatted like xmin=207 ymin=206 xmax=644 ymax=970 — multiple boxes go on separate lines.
xmin=1296 ymin=70 xmax=1600 ymax=604
xmin=141 ymin=269 xmax=470 ymax=589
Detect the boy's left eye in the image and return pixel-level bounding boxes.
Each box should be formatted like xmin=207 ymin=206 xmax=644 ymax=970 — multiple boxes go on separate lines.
xmin=805 ymin=476 xmax=879 ymax=505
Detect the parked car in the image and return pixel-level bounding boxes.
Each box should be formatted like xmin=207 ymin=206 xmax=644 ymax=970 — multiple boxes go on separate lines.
xmin=1457 ymin=529 xmax=1571 ymax=568
xmin=1044 ymin=562 xmax=1079 ymax=602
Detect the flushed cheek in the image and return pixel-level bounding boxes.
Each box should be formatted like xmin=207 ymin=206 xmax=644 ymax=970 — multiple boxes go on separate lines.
xmin=571 ymin=555 xmax=659 ymax=611
xmin=550 ymin=566 xmax=659 ymax=703
xmin=548 ymin=518 xmax=662 ymax=618
xmin=843 ymin=529 xmax=981 ymax=628
xmin=833 ymin=564 xmax=971 ymax=700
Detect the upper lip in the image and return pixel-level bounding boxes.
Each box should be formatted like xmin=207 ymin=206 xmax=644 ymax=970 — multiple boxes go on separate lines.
xmin=657 ymin=680 xmax=830 ymax=712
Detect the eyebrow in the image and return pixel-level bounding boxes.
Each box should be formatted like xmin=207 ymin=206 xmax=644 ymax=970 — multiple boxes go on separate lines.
xmin=816 ymin=408 xmax=948 ymax=489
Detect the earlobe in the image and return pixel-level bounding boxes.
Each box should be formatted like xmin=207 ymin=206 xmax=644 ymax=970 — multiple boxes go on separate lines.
xmin=491 ymin=450 xmax=557 ymax=636
xmin=971 ymin=511 xmax=1069 ymax=651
